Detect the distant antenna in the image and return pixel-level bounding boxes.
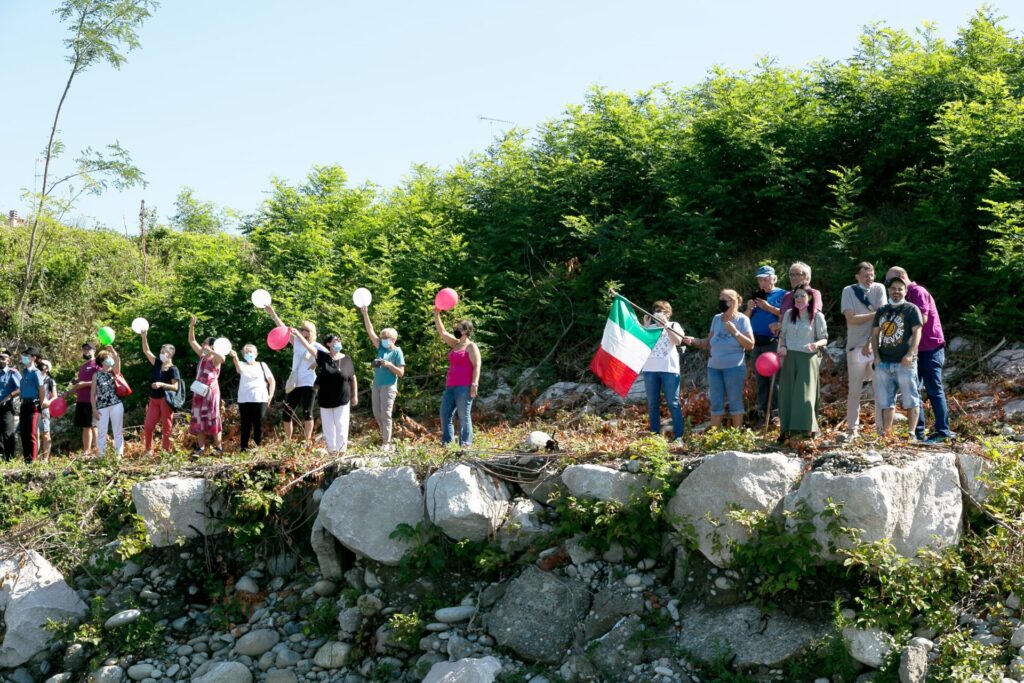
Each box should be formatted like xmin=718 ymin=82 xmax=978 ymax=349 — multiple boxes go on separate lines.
xmin=479 ymin=115 xmax=515 ymax=134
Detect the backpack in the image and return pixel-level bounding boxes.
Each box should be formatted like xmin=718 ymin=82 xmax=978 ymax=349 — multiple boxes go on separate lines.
xmin=165 ymin=366 xmax=186 ymax=410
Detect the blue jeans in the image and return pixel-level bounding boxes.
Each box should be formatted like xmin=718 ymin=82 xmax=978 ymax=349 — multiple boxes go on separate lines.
xmin=915 ymin=347 xmax=951 ymax=439
xmin=875 ymin=361 xmax=920 ymax=410
xmin=644 ymin=371 xmax=684 ymax=439
xmin=708 ymin=365 xmax=746 ymax=416
xmin=441 ymin=385 xmax=473 ymax=446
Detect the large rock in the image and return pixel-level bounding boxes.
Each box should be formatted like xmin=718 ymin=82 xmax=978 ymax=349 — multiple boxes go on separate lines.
xmin=677 ymin=603 xmax=829 ymax=668
xmin=956 ymin=453 xmax=992 ymax=507
xmin=989 ymin=347 xmax=1024 ymax=378
xmin=0 ymin=550 xmax=87 ymax=667
xmin=310 ymin=516 xmax=343 ymax=580
xmin=496 ymin=499 xmax=551 ymax=553
xmin=784 ymin=453 xmax=962 ymax=561
xmin=191 ymin=661 xmax=252 ymax=683
xmin=317 ymin=467 xmax=425 ymax=566
xmin=843 ymin=626 xmax=894 ymax=668
xmin=131 ymin=477 xmax=225 ymax=547
xmin=422 ymin=656 xmax=503 ymax=683
xmin=520 ymin=472 xmax=561 ymax=505
xmin=561 ymin=464 xmax=650 ymax=504
xmin=587 ymin=615 xmax=645 ymax=676
xmin=583 ymin=586 xmax=644 ymax=640
xmin=426 ymin=464 xmax=511 ymax=542
xmin=487 ymin=567 xmax=592 ymax=663
xmin=667 ymin=452 xmax=803 ymax=567
xmin=233 ymin=628 xmax=279 ymax=656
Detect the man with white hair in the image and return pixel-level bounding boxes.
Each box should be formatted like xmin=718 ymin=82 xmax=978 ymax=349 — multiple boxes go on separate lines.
xmin=885 ymin=265 xmax=951 ymax=443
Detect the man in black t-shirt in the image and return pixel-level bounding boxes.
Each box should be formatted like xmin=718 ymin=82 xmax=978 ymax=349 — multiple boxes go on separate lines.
xmin=871 ymin=276 xmax=923 ymax=438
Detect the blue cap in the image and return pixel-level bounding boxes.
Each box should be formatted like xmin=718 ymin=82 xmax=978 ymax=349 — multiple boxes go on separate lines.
xmin=756 ymin=265 xmax=775 ymax=277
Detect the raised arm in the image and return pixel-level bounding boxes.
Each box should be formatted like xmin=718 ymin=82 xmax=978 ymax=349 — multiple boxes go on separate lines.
xmin=264 ymin=304 xmax=285 ymax=328
xmin=228 ymin=350 xmax=242 ymax=374
xmin=434 ymin=308 xmax=458 ymax=348
xmin=140 ymin=329 xmax=156 ymax=365
xmin=290 ymin=327 xmax=317 ymax=356
xmin=468 ymin=342 xmax=482 ymax=398
xmin=187 ymin=315 xmax=203 ymax=356
xmin=110 ymin=347 xmax=122 ymax=375
xmin=360 ymin=306 xmax=380 ymax=347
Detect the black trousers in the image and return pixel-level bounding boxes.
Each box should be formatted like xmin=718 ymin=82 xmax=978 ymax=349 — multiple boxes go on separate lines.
xmin=0 ymin=402 xmax=16 ymax=461
xmin=19 ymin=400 xmax=39 ymax=463
xmin=239 ymin=402 xmax=267 ymax=450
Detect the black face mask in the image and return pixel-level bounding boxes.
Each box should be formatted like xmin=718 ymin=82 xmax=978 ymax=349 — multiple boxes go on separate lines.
xmin=717 ymin=300 xmax=731 ymax=313
xmin=454 ymin=329 xmax=464 ymax=339
xmin=82 ymin=353 xmax=92 ymax=361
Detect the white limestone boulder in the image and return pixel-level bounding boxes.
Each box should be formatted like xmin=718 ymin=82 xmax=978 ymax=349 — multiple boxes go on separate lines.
xmin=317 ymin=467 xmax=425 ymax=566
xmin=423 ymin=656 xmax=502 ymax=683
xmin=666 ymin=452 xmax=803 ymax=567
xmin=131 ymin=477 xmax=226 ymax=547
xmin=956 ymin=453 xmax=993 ymax=507
xmin=784 ymin=453 xmax=962 ymax=561
xmin=497 ymin=499 xmax=552 ymax=552
xmin=561 ymin=464 xmax=650 ymax=504
xmin=426 ymin=464 xmax=511 ymax=542
xmin=842 ymin=626 xmax=894 ymax=668
xmin=0 ymin=550 xmax=87 ymax=667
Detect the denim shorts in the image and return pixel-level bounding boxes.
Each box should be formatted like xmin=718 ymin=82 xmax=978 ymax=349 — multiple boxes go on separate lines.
xmin=874 ymin=361 xmax=921 ymax=410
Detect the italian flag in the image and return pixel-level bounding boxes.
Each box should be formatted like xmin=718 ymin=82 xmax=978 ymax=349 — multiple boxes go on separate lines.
xmin=589 ymin=296 xmax=663 ymax=396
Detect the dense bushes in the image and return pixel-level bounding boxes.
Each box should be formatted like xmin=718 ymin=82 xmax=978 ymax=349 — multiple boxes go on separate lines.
xmin=3 ymin=9 xmax=1023 ymax=398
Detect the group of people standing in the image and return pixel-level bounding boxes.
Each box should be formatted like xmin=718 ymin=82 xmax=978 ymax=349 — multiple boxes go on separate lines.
xmin=642 ymin=261 xmax=951 ymax=443
xmin=0 ymin=301 xmax=482 ymax=462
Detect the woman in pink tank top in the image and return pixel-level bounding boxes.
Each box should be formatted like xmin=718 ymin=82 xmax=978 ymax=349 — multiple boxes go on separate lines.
xmin=434 ymin=307 xmax=481 ymax=447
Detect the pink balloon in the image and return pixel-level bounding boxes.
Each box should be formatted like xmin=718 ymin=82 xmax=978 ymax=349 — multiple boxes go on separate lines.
xmin=267 ymin=325 xmax=291 ymax=351
xmin=49 ymin=396 xmax=68 ymax=419
xmin=435 ymin=287 xmax=459 ymax=311
xmin=755 ymin=352 xmax=781 ymax=377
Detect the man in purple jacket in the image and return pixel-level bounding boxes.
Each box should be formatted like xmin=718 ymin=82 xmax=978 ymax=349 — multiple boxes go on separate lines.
xmin=886 ymin=266 xmax=952 ymax=442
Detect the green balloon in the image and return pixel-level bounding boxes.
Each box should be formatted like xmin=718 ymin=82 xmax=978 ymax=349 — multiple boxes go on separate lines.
xmin=97 ymin=326 xmax=116 ymax=346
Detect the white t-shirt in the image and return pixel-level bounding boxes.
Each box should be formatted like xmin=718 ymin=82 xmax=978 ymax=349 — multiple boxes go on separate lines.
xmin=238 ymin=361 xmax=273 ymax=404
xmin=642 ymin=321 xmax=685 ymax=374
xmin=291 ymin=336 xmax=327 ymax=388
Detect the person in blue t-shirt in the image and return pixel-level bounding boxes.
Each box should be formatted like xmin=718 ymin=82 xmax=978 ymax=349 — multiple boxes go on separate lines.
xmin=360 ymin=305 xmax=406 ymax=449
xmin=0 ymin=347 xmax=49 ymax=463
xmin=0 ymin=350 xmax=21 ymax=461
xmin=745 ymin=265 xmax=785 ymax=420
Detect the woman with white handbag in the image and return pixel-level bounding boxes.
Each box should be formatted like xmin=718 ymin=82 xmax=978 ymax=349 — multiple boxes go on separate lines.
xmin=187 ymin=315 xmax=225 ymax=454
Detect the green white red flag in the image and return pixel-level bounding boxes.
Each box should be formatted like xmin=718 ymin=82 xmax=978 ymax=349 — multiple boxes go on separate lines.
xmin=589 ymin=295 xmax=663 ymax=396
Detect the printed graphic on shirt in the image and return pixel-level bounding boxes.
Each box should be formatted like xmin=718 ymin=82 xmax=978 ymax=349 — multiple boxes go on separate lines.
xmin=878 ymin=314 xmax=904 ymax=348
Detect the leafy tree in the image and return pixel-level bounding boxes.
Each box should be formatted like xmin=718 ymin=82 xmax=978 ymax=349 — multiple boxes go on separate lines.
xmin=16 ymin=0 xmax=157 ymax=336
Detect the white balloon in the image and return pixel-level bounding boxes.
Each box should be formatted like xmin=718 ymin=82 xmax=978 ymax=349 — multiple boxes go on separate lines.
xmin=131 ymin=317 xmax=150 ymax=334
xmin=213 ymin=337 xmax=232 ymax=357
xmin=251 ymin=289 xmax=272 ymax=308
xmin=352 ymin=287 xmax=372 ymax=308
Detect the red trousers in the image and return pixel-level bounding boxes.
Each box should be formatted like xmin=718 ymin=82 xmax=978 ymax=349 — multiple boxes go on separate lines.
xmin=144 ymin=397 xmax=174 ymax=451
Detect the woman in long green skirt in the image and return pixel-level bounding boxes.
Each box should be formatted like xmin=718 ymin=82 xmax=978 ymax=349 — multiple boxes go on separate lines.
xmin=777 ymin=286 xmax=828 ymax=440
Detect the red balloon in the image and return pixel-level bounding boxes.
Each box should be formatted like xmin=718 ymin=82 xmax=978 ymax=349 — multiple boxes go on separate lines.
xmin=755 ymin=352 xmax=781 ymax=377
xmin=49 ymin=396 xmax=68 ymax=419
xmin=267 ymin=325 xmax=291 ymax=351
xmin=435 ymin=287 xmax=459 ymax=311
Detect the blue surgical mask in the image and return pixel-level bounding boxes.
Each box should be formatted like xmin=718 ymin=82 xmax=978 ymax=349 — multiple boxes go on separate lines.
xmin=103 ymin=358 xmax=115 ymax=369
xmin=244 ymin=352 xmax=256 ymax=362
xmin=331 ymin=342 xmax=342 ymax=353
xmin=20 ymin=355 xmax=30 ymax=367
xmin=380 ymin=339 xmax=392 ymax=350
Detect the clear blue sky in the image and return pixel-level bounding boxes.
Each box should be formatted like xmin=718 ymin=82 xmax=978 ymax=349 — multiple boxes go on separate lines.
xmin=0 ymin=2 xmax=1014 ymax=231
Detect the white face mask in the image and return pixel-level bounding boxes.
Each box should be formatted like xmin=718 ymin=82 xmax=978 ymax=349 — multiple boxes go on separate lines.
xmin=159 ymin=353 xmax=168 ymax=363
